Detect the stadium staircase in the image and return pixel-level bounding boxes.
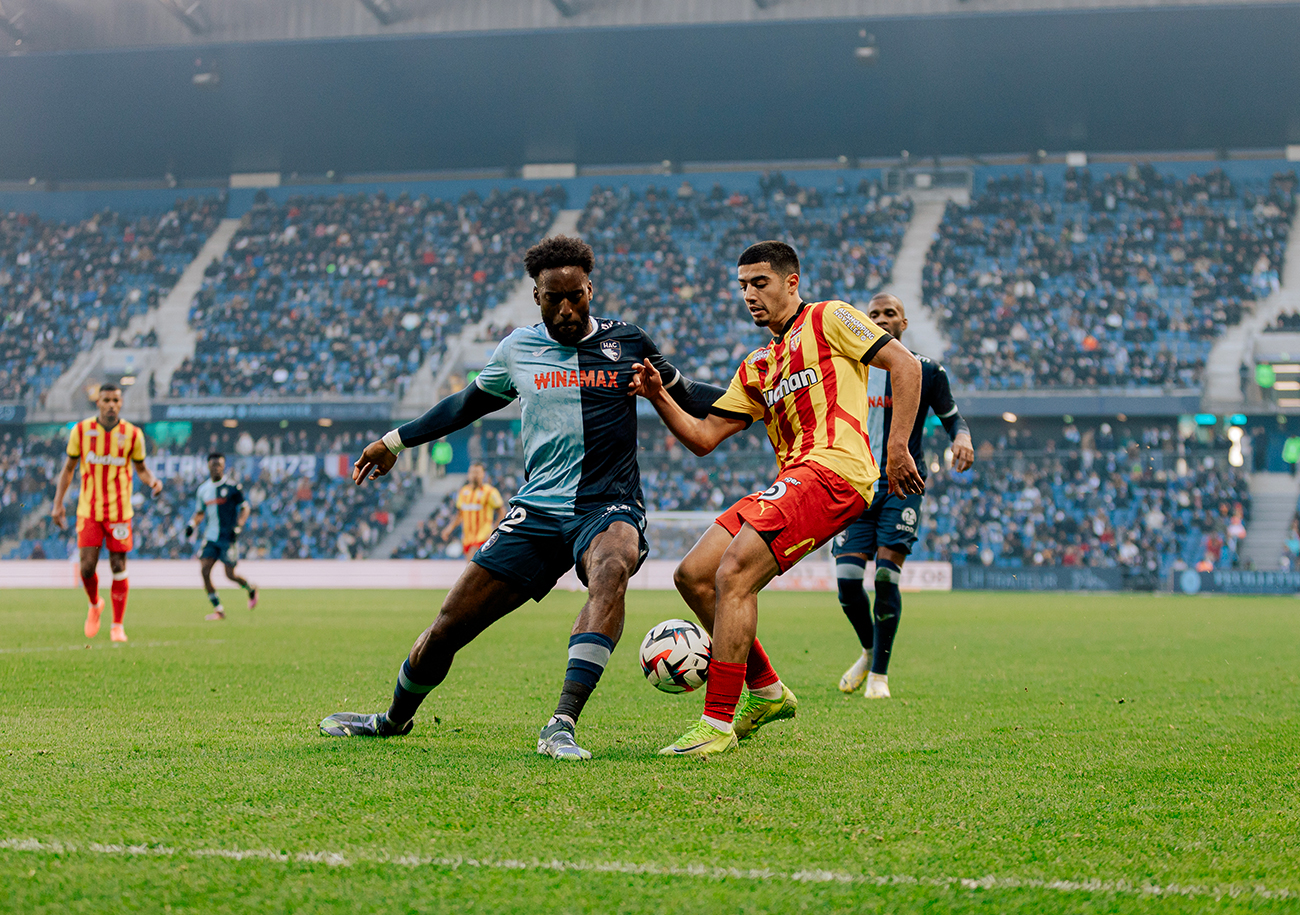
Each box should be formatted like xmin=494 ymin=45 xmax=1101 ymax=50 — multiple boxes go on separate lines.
xmin=399 ymin=209 xmax=582 ymax=415
xmin=373 ymin=471 xmax=466 ymax=558
xmin=1202 ymin=207 xmax=1300 ymax=413
xmin=874 ymin=190 xmax=966 ymax=362
xmin=1239 ymin=472 xmax=1300 ymax=570
xmin=35 ymin=217 xmax=242 ymax=424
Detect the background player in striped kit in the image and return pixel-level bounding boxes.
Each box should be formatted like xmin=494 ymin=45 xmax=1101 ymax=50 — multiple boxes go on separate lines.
xmin=441 ymin=462 xmax=505 ymax=557
xmin=320 ymin=235 xmax=724 ymax=759
xmin=51 ymin=383 xmax=163 ymax=643
xmin=185 ymin=452 xmax=257 ymax=621
xmin=832 ymin=293 xmax=974 ymax=699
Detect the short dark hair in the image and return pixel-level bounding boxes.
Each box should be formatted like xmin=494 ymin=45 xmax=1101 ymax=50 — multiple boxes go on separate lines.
xmin=525 ymin=235 xmax=595 ymax=279
xmin=208 ymin=452 xmax=225 ymax=461
xmin=737 ymin=240 xmax=800 ymax=277
xmin=97 ymin=382 xmax=121 ymax=395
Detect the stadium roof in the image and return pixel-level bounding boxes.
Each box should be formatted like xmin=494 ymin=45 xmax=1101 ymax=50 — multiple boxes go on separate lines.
xmin=6 ymin=0 xmax=1298 ymax=53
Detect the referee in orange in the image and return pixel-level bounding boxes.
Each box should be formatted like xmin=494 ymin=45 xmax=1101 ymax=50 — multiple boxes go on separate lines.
xmin=440 ymin=462 xmax=505 ymax=557
xmin=51 ymin=383 xmax=163 ymax=642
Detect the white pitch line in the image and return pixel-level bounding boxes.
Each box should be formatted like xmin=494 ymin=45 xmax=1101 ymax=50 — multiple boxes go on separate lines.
xmin=1 ymin=838 xmax=1294 ymax=901
xmin=0 ymin=639 xmax=226 ymax=655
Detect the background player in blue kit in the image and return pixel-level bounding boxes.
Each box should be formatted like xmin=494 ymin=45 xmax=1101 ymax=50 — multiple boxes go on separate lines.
xmin=833 ymin=294 xmax=975 ymax=698
xmin=185 ymin=452 xmax=257 ymax=621
xmin=321 ymin=236 xmax=723 ymax=759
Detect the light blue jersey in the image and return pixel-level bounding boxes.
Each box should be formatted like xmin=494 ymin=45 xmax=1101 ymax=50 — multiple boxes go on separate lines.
xmin=195 ymin=477 xmax=244 ymax=543
xmin=472 ymin=318 xmax=673 ymax=515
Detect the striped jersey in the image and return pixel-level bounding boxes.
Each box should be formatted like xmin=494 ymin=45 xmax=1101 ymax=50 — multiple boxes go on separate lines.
xmin=710 ymin=301 xmax=892 ymax=500
xmin=66 ymin=417 xmax=147 ymax=522
xmin=455 ymin=482 xmax=504 ymax=545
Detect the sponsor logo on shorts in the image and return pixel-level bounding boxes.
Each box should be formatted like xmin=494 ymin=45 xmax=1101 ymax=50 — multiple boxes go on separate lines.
xmin=757 ymin=482 xmax=787 ymax=502
xmin=783 ymin=537 xmax=816 ymax=558
xmin=763 ymin=368 xmax=821 ymax=407
xmin=901 ymin=507 xmax=918 ymax=527
xmin=111 ymin=523 xmax=130 ymax=541
xmin=481 ymin=531 xmax=500 ymax=551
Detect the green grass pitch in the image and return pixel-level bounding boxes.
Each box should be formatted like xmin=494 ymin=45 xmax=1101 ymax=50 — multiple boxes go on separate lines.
xmin=2 ymin=586 xmax=1299 ymax=913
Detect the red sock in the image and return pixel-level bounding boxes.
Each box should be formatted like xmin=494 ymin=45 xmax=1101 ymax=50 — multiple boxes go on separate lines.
xmin=110 ymin=575 xmax=129 ymax=624
xmin=81 ymin=571 xmax=100 ymax=603
xmin=745 ymin=638 xmax=780 ymax=690
xmin=703 ymin=660 xmax=747 ymax=726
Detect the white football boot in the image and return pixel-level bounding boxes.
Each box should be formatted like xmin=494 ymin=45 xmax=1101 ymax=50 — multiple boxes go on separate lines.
xmin=864 ymin=672 xmax=891 ymax=699
xmin=838 ymin=649 xmax=872 ymax=693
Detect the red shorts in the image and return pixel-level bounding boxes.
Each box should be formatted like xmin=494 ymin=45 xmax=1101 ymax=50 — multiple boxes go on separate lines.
xmin=77 ymin=517 xmax=134 ymax=553
xmin=463 ymin=541 xmax=485 ymax=558
xmin=715 ymin=461 xmax=866 ymax=574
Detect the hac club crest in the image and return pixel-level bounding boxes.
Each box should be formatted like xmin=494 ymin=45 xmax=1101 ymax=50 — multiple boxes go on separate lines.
xmin=600 ymin=339 xmax=621 ymax=362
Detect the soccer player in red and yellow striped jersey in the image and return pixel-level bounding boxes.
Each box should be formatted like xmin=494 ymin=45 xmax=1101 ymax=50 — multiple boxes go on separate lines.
xmin=51 ymin=383 xmax=163 ymax=642
xmin=441 ymin=462 xmax=505 ymax=557
xmin=632 ymin=241 xmax=924 ymax=757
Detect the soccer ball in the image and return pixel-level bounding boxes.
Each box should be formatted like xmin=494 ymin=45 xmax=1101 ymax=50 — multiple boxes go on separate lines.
xmin=639 ymin=619 xmax=711 ymax=693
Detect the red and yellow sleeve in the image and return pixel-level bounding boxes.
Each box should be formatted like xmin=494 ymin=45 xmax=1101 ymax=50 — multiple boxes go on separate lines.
xmin=130 ymin=427 xmax=146 ymax=462
xmin=488 ymin=487 xmax=503 ymax=510
xmin=820 ymin=302 xmax=891 ymax=363
xmin=710 ymin=362 xmax=765 ymax=423
xmin=66 ymin=422 xmax=82 ymax=458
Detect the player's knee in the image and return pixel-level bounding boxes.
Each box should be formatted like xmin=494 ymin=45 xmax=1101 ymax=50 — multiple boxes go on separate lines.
xmin=673 ymin=558 xmax=710 ymax=600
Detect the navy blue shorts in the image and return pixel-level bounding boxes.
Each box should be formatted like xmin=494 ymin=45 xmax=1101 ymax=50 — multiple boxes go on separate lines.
xmin=200 ymin=539 xmax=239 ymax=565
xmin=832 ymin=491 xmax=924 ymax=558
xmin=471 ymin=501 xmax=649 ymax=601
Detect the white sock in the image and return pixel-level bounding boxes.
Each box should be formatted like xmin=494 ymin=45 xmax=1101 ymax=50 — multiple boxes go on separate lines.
xmin=701 ymin=714 xmax=733 ymax=733
xmin=751 ymin=681 xmax=785 ymax=701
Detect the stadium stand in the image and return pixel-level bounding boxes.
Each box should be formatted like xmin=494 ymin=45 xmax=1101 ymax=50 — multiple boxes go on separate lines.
xmin=924 ymin=166 xmax=1295 ymax=389
xmin=578 ymin=175 xmax=911 ymax=382
xmin=913 ymin=420 xmax=1251 ymax=574
xmin=0 ymin=199 xmax=222 ymax=403
xmin=167 ymin=186 xmax=565 ymax=399
xmin=7 ymin=426 xmax=421 ymax=560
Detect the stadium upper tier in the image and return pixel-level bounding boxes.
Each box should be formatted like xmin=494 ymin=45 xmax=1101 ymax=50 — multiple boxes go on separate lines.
xmin=167 ymin=186 xmax=565 ymax=399
xmin=579 ymin=175 xmax=911 ymax=383
xmin=0 ymin=199 xmax=221 ymax=403
xmin=925 ymin=165 xmax=1295 ymax=390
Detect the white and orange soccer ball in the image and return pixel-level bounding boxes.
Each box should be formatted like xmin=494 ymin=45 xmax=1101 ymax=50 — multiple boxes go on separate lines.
xmin=639 ymin=619 xmax=711 ymax=693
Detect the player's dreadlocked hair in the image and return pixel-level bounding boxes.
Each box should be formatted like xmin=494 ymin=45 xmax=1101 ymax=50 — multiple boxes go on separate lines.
xmin=738 ymin=240 xmax=800 ymax=278
xmin=524 ymin=235 xmax=595 ymax=279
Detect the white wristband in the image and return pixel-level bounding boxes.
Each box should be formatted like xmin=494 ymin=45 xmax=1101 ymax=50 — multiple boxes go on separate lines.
xmin=382 ymin=429 xmax=406 ymax=454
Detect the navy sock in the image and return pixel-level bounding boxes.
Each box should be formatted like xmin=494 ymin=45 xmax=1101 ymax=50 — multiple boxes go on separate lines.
xmin=835 ymin=556 xmax=873 ymax=651
xmin=207 ymin=591 xmax=221 ymax=608
xmin=871 ymin=558 xmax=903 ymax=675
xmin=553 ymin=632 xmax=615 ymax=724
xmin=386 ymin=658 xmax=435 ymax=727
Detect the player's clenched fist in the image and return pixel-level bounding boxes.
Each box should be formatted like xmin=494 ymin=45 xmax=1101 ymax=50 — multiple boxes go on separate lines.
xmin=353 ymin=439 xmax=398 ymax=484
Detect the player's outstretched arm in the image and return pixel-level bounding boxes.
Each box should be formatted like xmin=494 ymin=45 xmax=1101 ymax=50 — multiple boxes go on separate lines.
xmin=50 ymin=456 xmax=77 ymax=530
xmin=631 ymin=361 xmax=747 ymax=456
xmin=134 ymin=460 xmax=164 ymax=497
xmin=354 ymin=384 xmax=512 ymax=484
xmin=869 ymin=339 xmax=926 ymax=496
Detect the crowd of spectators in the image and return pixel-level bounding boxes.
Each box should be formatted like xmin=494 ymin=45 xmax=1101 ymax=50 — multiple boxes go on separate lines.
xmin=578 ymin=175 xmax=911 ymax=383
xmin=6 ymin=424 xmax=420 ymax=560
xmin=168 ymin=186 xmax=565 ymax=399
xmin=1264 ymin=310 xmax=1300 ymax=332
xmin=0 ymin=198 xmax=222 ymax=402
xmin=913 ymin=420 xmax=1251 ymax=574
xmin=924 ymin=166 xmax=1295 ymax=389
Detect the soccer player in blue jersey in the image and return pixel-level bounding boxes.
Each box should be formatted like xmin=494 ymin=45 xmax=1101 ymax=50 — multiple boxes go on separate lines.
xmin=832 ymin=294 xmax=974 ymax=698
xmin=320 ymin=236 xmax=724 ymax=759
xmin=185 ymin=453 xmax=257 ymax=621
